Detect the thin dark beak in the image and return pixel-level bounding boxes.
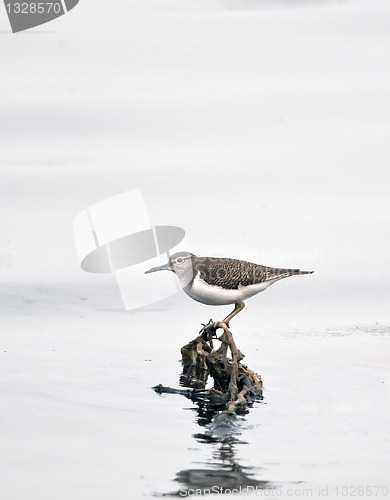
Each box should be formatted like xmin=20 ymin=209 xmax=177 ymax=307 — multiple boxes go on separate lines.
xmin=145 ymin=262 xmax=171 ymax=274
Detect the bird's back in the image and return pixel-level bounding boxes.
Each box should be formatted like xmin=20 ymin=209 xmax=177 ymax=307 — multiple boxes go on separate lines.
xmin=192 ymin=256 xmax=312 ymax=290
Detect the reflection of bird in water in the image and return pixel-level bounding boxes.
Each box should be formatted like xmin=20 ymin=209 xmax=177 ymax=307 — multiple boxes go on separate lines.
xmin=146 ymin=251 xmax=313 ymax=328
xmin=174 ymin=465 xmax=270 ymax=494
xmin=194 ymin=409 xmax=243 ymax=442
xmin=167 ymin=411 xmax=272 ymax=495
xmin=204 ymin=412 xmax=243 ymax=465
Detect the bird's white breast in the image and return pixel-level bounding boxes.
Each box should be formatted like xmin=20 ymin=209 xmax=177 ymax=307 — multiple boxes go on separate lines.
xmin=182 ymin=273 xmax=278 ymax=306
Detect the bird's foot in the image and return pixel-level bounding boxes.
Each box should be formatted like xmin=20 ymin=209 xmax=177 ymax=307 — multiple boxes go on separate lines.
xmin=199 ymin=319 xmax=218 ymax=340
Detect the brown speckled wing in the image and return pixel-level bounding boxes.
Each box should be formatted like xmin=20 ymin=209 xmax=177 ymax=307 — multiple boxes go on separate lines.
xmin=192 ymin=256 xmax=308 ymax=290
xmin=193 ymin=256 xmax=311 ymax=290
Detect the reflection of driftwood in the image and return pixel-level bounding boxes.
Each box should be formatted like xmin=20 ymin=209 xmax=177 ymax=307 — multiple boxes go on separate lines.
xmin=164 ymin=409 xmax=272 ymax=496
xmin=179 ymin=320 xmax=263 ymax=412
xmin=158 ymin=409 xmax=273 ymax=496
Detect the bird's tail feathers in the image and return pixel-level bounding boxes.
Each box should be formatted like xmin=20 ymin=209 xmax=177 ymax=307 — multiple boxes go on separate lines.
xmin=266 ymin=267 xmax=314 ymax=281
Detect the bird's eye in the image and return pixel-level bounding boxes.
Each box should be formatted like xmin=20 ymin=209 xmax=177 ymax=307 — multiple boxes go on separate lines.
xmin=176 ymin=257 xmax=185 ymax=264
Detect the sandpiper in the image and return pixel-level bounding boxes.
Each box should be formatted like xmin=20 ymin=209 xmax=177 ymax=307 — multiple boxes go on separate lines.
xmin=145 ymin=252 xmax=313 ymax=326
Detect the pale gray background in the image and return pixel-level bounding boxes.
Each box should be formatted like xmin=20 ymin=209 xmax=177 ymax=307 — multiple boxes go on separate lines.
xmin=1 ymin=1 xmax=389 ymax=498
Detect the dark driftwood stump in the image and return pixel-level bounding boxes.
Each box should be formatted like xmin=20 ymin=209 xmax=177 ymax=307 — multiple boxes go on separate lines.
xmin=178 ymin=321 xmax=263 ymax=412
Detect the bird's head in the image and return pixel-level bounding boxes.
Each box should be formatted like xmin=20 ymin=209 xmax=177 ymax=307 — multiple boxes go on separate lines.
xmin=145 ymin=251 xmax=195 ymax=286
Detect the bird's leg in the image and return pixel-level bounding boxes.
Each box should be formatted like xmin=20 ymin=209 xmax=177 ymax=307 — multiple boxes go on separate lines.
xmin=199 ymin=302 xmax=245 ymax=339
xmin=221 ymin=301 xmax=245 ymax=327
